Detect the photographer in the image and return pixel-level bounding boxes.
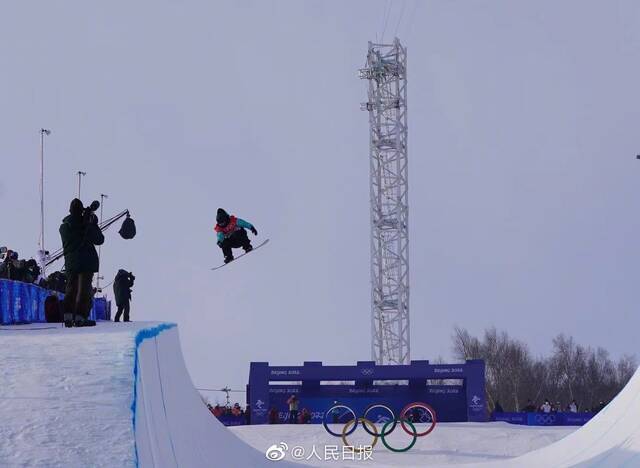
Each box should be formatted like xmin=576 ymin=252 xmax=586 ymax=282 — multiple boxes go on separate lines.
xmin=59 ymin=198 xmax=104 ymax=327
xmin=0 ymin=250 xmax=19 ymax=280
xmin=113 ymin=269 xmax=135 ymax=322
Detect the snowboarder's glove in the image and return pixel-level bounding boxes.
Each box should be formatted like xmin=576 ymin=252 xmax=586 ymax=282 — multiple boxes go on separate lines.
xmin=250 ymin=226 xmax=258 ymax=236
xmin=217 ymin=240 xmax=223 ymax=248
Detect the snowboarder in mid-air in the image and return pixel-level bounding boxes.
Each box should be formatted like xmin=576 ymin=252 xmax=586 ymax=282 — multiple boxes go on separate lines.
xmin=214 ymin=208 xmax=258 ymax=264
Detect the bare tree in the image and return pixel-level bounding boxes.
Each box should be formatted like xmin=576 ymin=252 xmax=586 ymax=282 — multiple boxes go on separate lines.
xmin=451 ymin=326 xmax=637 ymax=413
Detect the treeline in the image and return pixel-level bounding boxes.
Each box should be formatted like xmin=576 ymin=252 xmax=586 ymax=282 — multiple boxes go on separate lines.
xmin=452 ymin=326 xmax=637 ymax=413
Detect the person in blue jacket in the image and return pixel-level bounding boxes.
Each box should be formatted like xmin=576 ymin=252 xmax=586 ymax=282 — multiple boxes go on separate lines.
xmin=214 ymin=208 xmax=258 ymax=263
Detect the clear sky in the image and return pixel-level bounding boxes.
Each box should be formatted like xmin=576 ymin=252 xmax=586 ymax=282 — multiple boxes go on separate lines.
xmin=2 ymin=0 xmax=640 ymax=400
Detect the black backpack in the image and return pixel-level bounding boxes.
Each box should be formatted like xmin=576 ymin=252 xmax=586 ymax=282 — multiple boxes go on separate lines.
xmin=119 ymin=214 xmax=136 ymax=240
xmin=44 ymin=295 xmax=63 ymax=323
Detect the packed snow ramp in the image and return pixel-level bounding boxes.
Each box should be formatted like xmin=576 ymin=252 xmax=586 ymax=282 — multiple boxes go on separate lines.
xmin=0 ymin=322 xmax=292 ymax=467
xmin=501 ymin=367 xmax=640 ymax=467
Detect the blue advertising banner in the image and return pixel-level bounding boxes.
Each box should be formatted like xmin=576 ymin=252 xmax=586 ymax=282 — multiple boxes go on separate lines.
xmin=248 ymin=360 xmax=487 ymax=425
xmin=493 ymin=412 xmax=594 ymax=426
xmin=266 ymin=384 xmax=467 ymax=424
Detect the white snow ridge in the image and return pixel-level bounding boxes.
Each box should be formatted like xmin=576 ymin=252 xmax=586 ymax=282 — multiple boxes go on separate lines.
xmin=0 ymin=322 xmax=293 ymax=467
xmin=502 ymin=367 xmax=640 ymax=467
xmin=1 ymin=321 xmax=639 ymax=467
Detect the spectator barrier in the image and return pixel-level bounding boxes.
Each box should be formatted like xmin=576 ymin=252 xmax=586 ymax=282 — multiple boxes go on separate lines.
xmin=493 ymin=411 xmax=594 ymax=426
xmin=216 ymin=414 xmax=247 ymax=426
xmin=0 ymin=279 xmax=110 ymax=324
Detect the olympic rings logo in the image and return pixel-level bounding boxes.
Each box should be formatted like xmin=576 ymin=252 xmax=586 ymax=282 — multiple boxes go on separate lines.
xmin=323 ymin=402 xmax=437 ymax=453
xmin=534 ymin=413 xmax=557 ymax=425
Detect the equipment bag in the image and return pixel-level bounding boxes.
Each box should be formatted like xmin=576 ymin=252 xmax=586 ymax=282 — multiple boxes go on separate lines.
xmin=119 ymin=214 xmax=136 ymax=239
xmin=44 ymin=295 xmax=63 ymax=323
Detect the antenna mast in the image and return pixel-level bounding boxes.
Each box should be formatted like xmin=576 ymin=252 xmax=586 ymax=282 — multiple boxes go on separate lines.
xmin=359 ymin=38 xmax=410 ymax=365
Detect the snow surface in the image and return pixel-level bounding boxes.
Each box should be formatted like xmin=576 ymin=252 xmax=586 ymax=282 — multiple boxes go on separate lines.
xmin=0 ymin=322 xmax=139 ymax=467
xmin=231 ymin=422 xmax=575 ymax=467
xmin=134 ymin=325 xmax=295 ymax=467
xmin=1 ymin=321 xmax=638 ymax=467
xmin=504 ymin=367 xmax=640 ymax=467
xmin=0 ymin=322 xmax=294 ymax=468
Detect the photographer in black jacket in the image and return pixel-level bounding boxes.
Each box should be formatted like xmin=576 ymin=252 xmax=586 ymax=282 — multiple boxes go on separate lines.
xmin=113 ymin=269 xmax=135 ymax=322
xmin=59 ymin=198 xmax=104 ymax=327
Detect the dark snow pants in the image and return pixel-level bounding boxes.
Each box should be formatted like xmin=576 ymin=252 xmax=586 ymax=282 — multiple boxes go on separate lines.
xmin=115 ymin=301 xmax=130 ymax=322
xmin=63 ymin=271 xmax=94 ymax=320
xmin=220 ymin=229 xmax=252 ymax=259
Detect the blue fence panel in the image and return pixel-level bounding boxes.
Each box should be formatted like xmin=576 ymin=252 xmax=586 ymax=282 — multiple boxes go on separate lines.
xmin=493 ymin=412 xmax=528 ymax=425
xmin=0 ymin=279 xmax=110 ymax=324
xmin=0 ymin=280 xmax=10 ymax=323
xmin=493 ymin=411 xmax=594 ymax=426
xmin=216 ymin=414 xmax=247 ymax=426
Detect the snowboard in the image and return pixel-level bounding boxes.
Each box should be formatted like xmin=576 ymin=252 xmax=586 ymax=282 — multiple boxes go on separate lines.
xmin=211 ymin=239 xmax=269 ymax=271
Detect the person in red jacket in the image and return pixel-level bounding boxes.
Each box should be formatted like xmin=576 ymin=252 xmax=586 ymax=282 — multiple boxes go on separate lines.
xmin=212 ymin=405 xmax=224 ymax=418
xmin=268 ymin=407 xmax=278 ymax=424
xmin=214 ymin=208 xmax=258 ymax=264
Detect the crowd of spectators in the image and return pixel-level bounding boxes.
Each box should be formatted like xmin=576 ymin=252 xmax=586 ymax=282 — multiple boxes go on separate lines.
xmin=267 ymin=406 xmax=312 ymax=424
xmin=207 ymin=396 xmax=315 ymax=426
xmin=0 ymin=248 xmax=42 ymax=284
xmin=0 ymin=246 xmax=71 ymax=294
xmin=0 ymin=247 xmax=77 ymax=295
xmin=512 ymin=398 xmax=607 ymax=414
xmin=208 ymin=403 xmax=250 ymax=425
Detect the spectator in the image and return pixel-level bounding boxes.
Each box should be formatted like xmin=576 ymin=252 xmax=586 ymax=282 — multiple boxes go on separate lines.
xmin=59 ymin=199 xmax=104 ymax=327
xmin=331 ymin=401 xmax=340 ymax=423
xmin=113 ymin=270 xmax=135 ymax=322
xmin=411 ymin=406 xmax=421 ymax=423
xmin=245 ymin=405 xmax=251 ymax=425
xmin=523 ymin=399 xmax=536 ymax=412
xmin=299 ymin=408 xmax=311 ymax=424
xmin=268 ymin=407 xmax=278 ymax=424
xmin=552 ymin=401 xmax=561 ymax=413
xmin=46 ymin=271 xmax=68 ymax=294
xmin=231 ymin=403 xmax=242 ymax=417
xmin=0 ymin=249 xmax=41 ymax=285
xmin=212 ymin=405 xmax=222 ymax=417
xmin=494 ymin=401 xmax=504 ymax=413
xmin=568 ymin=400 xmax=578 ymax=413
xmin=287 ymin=395 xmax=299 ymax=424
xmin=540 ymin=399 xmax=552 ymax=413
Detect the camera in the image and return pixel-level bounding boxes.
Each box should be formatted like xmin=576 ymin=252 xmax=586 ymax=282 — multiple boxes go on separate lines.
xmin=83 ymin=200 xmax=100 ymax=224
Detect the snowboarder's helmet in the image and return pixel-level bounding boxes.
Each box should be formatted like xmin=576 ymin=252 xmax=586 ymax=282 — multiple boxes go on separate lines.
xmin=216 ymin=208 xmax=230 ymax=226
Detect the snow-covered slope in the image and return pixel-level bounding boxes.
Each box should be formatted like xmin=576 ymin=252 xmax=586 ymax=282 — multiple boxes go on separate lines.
xmin=503 ymin=367 xmax=640 ymax=467
xmin=1 ymin=321 xmax=638 ymax=467
xmin=0 ymin=322 xmax=292 ymax=467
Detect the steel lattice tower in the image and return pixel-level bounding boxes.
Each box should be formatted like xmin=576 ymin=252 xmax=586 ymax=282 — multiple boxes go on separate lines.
xmin=359 ymin=38 xmax=410 ymax=365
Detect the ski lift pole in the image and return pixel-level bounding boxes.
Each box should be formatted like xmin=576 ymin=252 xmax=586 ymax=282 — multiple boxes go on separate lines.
xmin=96 ymin=194 xmax=108 ymax=292
xmin=39 ymin=128 xmax=51 ymax=275
xmin=77 ymin=171 xmax=86 ymax=198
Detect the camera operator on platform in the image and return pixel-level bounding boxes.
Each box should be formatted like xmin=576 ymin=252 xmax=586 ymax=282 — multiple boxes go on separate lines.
xmin=113 ymin=269 xmax=135 ymax=322
xmin=59 ymin=198 xmax=104 ymax=327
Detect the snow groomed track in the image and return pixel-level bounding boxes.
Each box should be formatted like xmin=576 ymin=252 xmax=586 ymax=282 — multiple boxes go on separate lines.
xmin=502 ymin=367 xmax=640 ymax=467
xmin=0 ymin=322 xmax=293 ymax=467
xmin=0 ymin=321 xmax=638 ymax=467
